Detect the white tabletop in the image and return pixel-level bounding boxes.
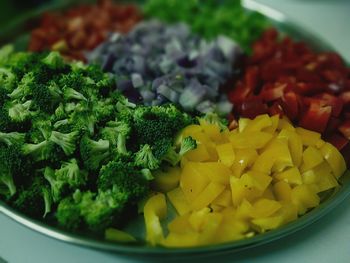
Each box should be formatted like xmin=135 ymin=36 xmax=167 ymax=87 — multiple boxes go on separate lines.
xmin=1 ymin=1 xmax=350 ymax=262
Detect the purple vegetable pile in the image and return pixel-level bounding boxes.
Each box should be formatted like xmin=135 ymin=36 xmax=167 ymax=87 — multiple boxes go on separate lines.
xmin=87 ymin=20 xmax=242 ymax=115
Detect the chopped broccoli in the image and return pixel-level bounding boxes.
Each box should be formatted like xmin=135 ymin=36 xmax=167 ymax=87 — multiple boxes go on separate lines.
xmin=43 ymin=166 xmax=67 ymax=203
xmin=80 ymin=135 xmax=110 ymax=171
xmin=0 ymin=144 xmax=30 ymax=197
xmin=0 ymin=68 xmax=17 ymax=92
xmin=22 ymin=140 xmax=56 ymax=162
xmin=179 ymin=136 xmax=197 ymax=155
xmin=41 ymin=51 xmax=65 ymax=70
xmin=6 ymin=100 xmax=35 ymax=123
xmin=162 ymin=136 xmax=197 ymax=166
xmin=0 ymin=131 xmax=25 ymax=146
xmin=57 ymin=187 xmax=129 ymax=232
xmin=134 ymin=144 xmax=160 ymax=170
xmin=132 ymin=104 xmax=195 ymax=153
xmin=12 ymin=176 xmax=52 ymax=218
xmin=98 ymin=158 xmax=149 ymax=200
xmin=49 ymin=130 xmax=79 ymax=156
xmin=55 ymin=159 xmax=87 ymax=188
xmin=7 ymin=72 xmax=34 ymax=99
xmin=200 ymin=112 xmax=228 ymax=131
xmin=63 ymin=87 xmax=87 ymax=101
xmin=101 ymin=121 xmax=130 ymax=155
xmin=56 ymin=190 xmax=83 ymax=231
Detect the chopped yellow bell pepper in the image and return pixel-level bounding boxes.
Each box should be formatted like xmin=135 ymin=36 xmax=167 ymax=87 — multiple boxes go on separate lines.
xmin=229 ymin=131 xmax=273 ymax=149
xmin=144 ymin=193 xmax=167 ymax=245
xmin=320 ymin=142 xmax=346 ymax=179
xmin=216 ymin=143 xmax=235 ymax=167
xmin=167 ymin=187 xmax=191 ymax=215
xmin=300 ymin=146 xmax=324 ymax=172
xmin=152 ymin=166 xmax=181 ymax=192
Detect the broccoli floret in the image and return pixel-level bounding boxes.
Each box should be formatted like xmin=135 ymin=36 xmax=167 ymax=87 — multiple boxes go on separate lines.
xmin=93 ymin=98 xmax=115 ymax=124
xmin=179 ymin=136 xmax=197 ymax=155
xmin=56 ymin=189 xmax=83 ymax=231
xmin=49 ymin=130 xmax=79 ymax=156
xmin=0 ymin=144 xmax=30 ymax=197
xmin=200 ymin=112 xmax=228 ymax=131
xmin=132 ymin=104 xmax=195 ymax=151
xmin=98 ymin=158 xmax=149 ymax=201
xmin=41 ymin=52 xmax=65 ymax=70
xmin=79 ymin=135 xmax=110 ymax=171
xmin=22 ymin=140 xmax=56 ymax=162
xmin=101 ymin=121 xmax=130 ymax=155
xmin=7 ymin=72 xmax=34 ymax=99
xmin=134 ymin=144 xmax=160 ymax=170
xmin=5 ymin=100 xmax=35 ymax=123
xmin=63 ymin=87 xmax=87 ymax=101
xmin=12 ymin=176 xmax=52 ymax=218
xmin=55 ymin=159 xmax=87 ymax=188
xmin=0 ymin=68 xmax=17 ymax=92
xmin=161 ymin=136 xmax=197 ymax=166
xmin=56 ymin=187 xmax=129 ymax=232
xmin=43 ymin=166 xmax=67 ymax=203
xmin=31 ymin=83 xmax=61 ymax=113
xmin=0 ymin=131 xmax=25 ymax=146
xmin=66 ymin=107 xmax=96 ymax=135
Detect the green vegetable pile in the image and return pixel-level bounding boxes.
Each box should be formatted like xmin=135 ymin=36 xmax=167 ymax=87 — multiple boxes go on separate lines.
xmin=143 ymin=0 xmax=270 ymax=52
xmin=0 ymin=45 xmax=197 ymax=234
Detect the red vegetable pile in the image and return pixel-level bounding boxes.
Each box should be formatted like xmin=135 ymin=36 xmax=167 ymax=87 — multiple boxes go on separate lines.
xmin=28 ymin=0 xmax=142 ymax=61
xmin=228 ymin=29 xmax=350 ymax=157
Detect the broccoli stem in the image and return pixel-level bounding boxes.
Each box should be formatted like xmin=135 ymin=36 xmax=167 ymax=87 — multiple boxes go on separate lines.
xmin=0 ymin=131 xmax=25 ymax=146
xmin=50 ymin=130 xmax=78 ymax=156
xmin=0 ymin=173 xmax=16 ymax=196
xmin=64 ymin=88 xmax=87 ymax=101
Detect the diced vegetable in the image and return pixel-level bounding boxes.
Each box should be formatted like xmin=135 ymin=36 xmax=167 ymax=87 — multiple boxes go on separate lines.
xmin=147 ymin=114 xmax=346 ymax=247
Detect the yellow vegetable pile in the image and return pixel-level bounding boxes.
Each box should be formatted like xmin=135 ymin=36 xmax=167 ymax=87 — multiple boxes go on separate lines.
xmin=143 ymin=114 xmax=346 ymax=247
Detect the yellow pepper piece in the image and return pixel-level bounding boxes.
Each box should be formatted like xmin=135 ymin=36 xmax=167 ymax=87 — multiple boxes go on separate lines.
xmin=278 ymin=116 xmax=295 ymax=131
xmin=216 ymin=143 xmax=235 ymax=167
xmin=144 ymin=193 xmax=167 ymax=245
xmin=229 ymin=131 xmax=273 ymax=149
xmin=320 ymin=142 xmax=346 ymax=179
xmin=188 ymin=207 xmax=211 ymax=231
xmin=167 ymin=187 xmax=191 ymax=215
xmin=302 ymin=162 xmax=339 ymax=193
xmin=274 ymin=167 xmax=302 ymax=186
xmin=291 ymin=185 xmax=320 ymax=215
xmin=168 ymin=214 xmax=193 ymax=234
xmin=263 ymin=115 xmax=279 ymax=134
xmin=244 ymin=114 xmax=272 ymax=132
xmin=278 ymin=129 xmax=303 ymax=167
xmin=230 ymin=171 xmax=271 ymax=206
xmin=105 ymin=228 xmax=136 ymax=243
xmin=195 ymin=162 xmax=232 ymax=185
xmin=161 ymin=232 xmax=200 ymax=247
xmin=212 ymin=189 xmax=233 ymax=207
xmin=198 ymin=212 xmax=223 ymax=245
xmin=191 ymin=182 xmax=226 ymax=210
xmin=231 ymin=148 xmax=258 ymax=177
xmin=295 ymin=127 xmax=321 ymax=147
xmin=273 ymin=181 xmax=292 ymax=201
xmin=180 ymin=162 xmax=210 ymax=202
xmin=152 ymin=166 xmax=181 ymax=193
xmin=238 ymin=118 xmax=251 ymax=132
xmin=300 ymin=146 xmax=324 ymax=172
xmin=276 ymin=202 xmax=298 ymax=224
xmin=250 ymin=199 xmax=282 ymax=218
xmin=253 ymin=138 xmax=293 ymax=174
xmin=251 ymin=215 xmax=284 ymax=233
